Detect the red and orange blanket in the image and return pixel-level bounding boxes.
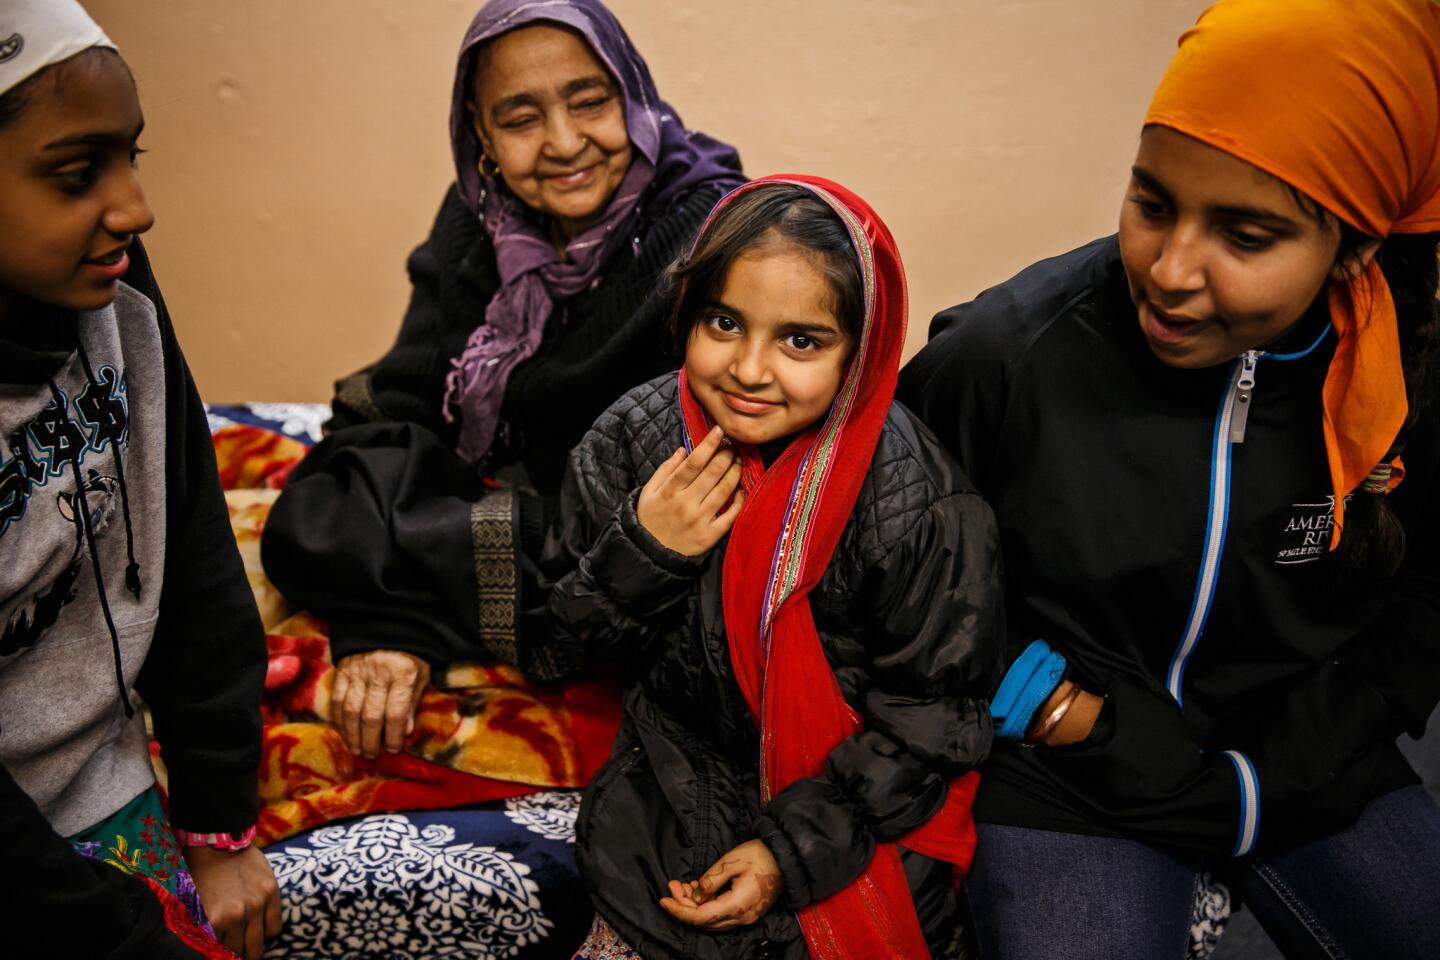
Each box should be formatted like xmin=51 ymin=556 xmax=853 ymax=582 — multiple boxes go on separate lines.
xmin=150 ymin=422 xmax=621 ymax=845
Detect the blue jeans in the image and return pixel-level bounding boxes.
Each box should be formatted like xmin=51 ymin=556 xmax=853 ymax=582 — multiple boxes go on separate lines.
xmin=964 ymin=786 xmax=1440 ymax=959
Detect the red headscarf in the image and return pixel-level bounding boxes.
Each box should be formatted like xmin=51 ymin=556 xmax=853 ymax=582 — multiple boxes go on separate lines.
xmin=676 ymin=176 xmax=978 ymax=959
xmin=1145 ymin=0 xmax=1440 ymax=545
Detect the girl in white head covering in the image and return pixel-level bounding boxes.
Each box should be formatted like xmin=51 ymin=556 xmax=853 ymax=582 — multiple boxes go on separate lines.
xmin=0 ymin=3 xmax=279 ymax=957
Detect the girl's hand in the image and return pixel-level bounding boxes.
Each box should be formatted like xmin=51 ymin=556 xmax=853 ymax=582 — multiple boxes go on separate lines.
xmin=637 ymin=426 xmax=745 ymax=556
xmin=331 ymin=649 xmax=431 ymax=758
xmin=659 ymin=839 xmax=782 ymax=929
xmin=184 ymin=844 xmax=282 ymax=959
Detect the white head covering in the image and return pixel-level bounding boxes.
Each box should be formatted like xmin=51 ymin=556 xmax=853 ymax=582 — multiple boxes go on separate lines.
xmin=0 ymin=0 xmax=115 ymax=97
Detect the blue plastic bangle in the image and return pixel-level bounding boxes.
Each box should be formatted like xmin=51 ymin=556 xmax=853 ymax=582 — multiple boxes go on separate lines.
xmin=991 ymin=640 xmax=1068 ymax=740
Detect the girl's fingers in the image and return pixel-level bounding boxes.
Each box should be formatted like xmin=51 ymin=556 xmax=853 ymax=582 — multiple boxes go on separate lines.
xmin=711 ymin=488 xmax=746 ymax=533
xmin=655 ymin=447 xmax=686 ymax=482
xmin=641 ymin=448 xmax=686 ymax=497
xmin=698 ymin=855 xmax=747 ymax=897
xmin=672 ymin=427 xmax=725 ymax=487
xmin=658 ymin=889 xmax=744 ymax=928
xmin=693 ymin=886 xmax=749 ymax=926
xmin=698 ymin=458 xmax=741 ymax=511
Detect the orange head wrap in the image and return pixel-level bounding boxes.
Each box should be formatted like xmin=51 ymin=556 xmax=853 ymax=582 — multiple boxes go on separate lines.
xmin=1145 ymin=0 xmax=1440 ymax=546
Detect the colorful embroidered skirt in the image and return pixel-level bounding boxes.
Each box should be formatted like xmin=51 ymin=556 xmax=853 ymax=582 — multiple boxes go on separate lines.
xmin=571 ymin=913 xmax=643 ymax=959
xmin=68 ymin=785 xmax=219 ymax=944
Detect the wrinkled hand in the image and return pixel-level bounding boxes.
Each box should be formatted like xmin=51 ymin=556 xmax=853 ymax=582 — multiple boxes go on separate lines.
xmin=659 ymin=839 xmax=782 ymax=930
xmin=636 ymin=426 xmax=745 ymax=556
xmin=185 ymin=844 xmax=282 ymax=959
xmin=331 ymin=649 xmax=431 ymax=758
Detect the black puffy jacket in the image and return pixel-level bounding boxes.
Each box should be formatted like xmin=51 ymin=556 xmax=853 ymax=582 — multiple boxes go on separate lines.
xmin=541 ymin=375 xmax=1003 ymax=960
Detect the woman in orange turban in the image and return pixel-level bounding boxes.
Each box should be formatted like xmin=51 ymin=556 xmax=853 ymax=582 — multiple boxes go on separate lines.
xmin=898 ymin=0 xmax=1440 ymax=956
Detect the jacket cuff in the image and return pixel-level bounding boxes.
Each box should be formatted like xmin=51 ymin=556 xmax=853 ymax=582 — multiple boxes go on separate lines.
xmin=617 ymin=493 xmax=706 ymax=577
xmin=165 ymin=764 xmax=261 ymax=836
xmin=753 ymin=817 xmax=814 ymax=910
xmin=753 ymin=776 xmax=874 ymax=908
xmin=584 ymin=495 xmax=704 ymax=613
xmin=1221 ymin=750 xmax=1261 ymax=857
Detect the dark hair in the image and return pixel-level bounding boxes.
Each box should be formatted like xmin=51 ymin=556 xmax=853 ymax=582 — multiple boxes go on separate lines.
xmin=0 ymin=47 xmax=124 ymax=133
xmin=667 ymin=183 xmax=864 ymax=354
xmin=1289 ymin=186 xmax=1440 ymax=582
xmin=0 ymin=70 xmax=39 ymax=131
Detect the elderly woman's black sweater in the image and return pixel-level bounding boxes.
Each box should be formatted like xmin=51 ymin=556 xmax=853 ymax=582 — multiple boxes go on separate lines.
xmin=262 ymin=182 xmax=727 ymax=676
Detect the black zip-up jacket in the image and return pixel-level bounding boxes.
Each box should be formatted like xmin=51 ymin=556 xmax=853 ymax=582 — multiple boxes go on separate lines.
xmin=897 ymin=235 xmax=1440 ymax=859
xmin=541 ymin=375 xmax=1002 ymax=960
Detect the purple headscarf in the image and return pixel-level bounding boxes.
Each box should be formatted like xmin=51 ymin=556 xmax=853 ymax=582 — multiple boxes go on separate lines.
xmin=442 ymin=0 xmax=744 ymax=466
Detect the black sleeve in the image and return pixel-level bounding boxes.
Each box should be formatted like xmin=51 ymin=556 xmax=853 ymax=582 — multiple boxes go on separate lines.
xmin=327 ymin=185 xmax=492 ymax=436
xmin=755 ymin=488 xmax=1003 ymax=908
xmin=125 ymin=241 xmax=266 ymax=836
xmin=1 ymin=767 xmax=220 ymax=959
xmin=895 ymin=297 xmax=1019 ymax=502
xmin=260 ymin=421 xmax=494 ymax=666
xmin=259 ymin=186 xmax=539 ymax=672
xmin=538 ymin=425 xmax=703 ymax=665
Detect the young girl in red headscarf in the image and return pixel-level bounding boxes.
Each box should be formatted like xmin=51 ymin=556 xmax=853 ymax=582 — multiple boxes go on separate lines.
xmin=542 ymin=176 xmax=1001 ymax=959
xmin=899 ymin=0 xmax=1440 ymax=956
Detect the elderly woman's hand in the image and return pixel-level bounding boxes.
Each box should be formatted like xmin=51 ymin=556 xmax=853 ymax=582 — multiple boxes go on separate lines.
xmin=330 ymin=650 xmax=431 ymax=758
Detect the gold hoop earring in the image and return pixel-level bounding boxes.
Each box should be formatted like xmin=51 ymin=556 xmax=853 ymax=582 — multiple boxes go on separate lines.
xmin=479 ymin=151 xmax=501 ymax=179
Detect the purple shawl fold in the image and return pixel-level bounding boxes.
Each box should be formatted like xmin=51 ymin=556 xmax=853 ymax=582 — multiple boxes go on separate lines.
xmin=442 ymin=0 xmax=744 ymax=466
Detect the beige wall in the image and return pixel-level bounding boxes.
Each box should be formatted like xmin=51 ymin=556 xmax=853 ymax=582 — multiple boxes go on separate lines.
xmin=85 ymin=0 xmax=1208 ymax=403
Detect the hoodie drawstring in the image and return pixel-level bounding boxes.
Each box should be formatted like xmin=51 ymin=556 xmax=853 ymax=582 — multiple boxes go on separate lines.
xmin=45 ymin=373 xmax=134 ymax=719
xmin=68 ymin=318 xmax=142 ymax=599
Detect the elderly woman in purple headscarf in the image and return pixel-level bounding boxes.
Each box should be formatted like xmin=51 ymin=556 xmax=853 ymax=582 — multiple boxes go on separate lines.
xmin=262 ymin=0 xmax=744 ymax=757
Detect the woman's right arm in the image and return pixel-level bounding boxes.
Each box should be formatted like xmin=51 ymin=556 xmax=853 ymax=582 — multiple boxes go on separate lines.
xmin=261 ymin=187 xmax=504 ymax=754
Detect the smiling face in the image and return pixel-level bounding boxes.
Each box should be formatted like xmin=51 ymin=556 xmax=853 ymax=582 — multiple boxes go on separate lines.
xmin=1118 ymin=125 xmax=1362 ymax=369
xmin=683 ymin=240 xmax=854 ymax=446
xmin=469 ymin=24 xmax=633 ymax=243
xmin=0 ymin=49 xmax=153 ymax=315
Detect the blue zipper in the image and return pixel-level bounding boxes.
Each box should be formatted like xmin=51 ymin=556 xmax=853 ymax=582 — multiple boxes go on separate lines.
xmin=1163 ymin=324 xmax=1330 ymax=856
xmin=1165 ymin=321 xmax=1333 ymax=705
xmin=1165 ymin=352 xmax=1253 ymax=703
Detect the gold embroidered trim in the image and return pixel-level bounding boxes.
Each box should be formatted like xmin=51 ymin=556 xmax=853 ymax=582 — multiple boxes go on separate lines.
xmin=470 ymin=488 xmax=518 ymax=664
xmin=332 ymin=371 xmax=383 ymax=426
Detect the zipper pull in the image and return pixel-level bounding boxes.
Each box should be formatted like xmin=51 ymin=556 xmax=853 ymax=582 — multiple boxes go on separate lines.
xmin=1229 ymin=350 xmax=1261 ymax=443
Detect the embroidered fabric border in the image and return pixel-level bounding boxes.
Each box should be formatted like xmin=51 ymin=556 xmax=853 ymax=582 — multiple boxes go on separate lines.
xmin=758 ymin=185 xmax=877 ymax=638
xmin=570 ymin=914 xmax=643 ymax=960
xmin=332 ymin=370 xmax=383 ymax=424
xmin=470 ymin=488 xmax=519 ymax=665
